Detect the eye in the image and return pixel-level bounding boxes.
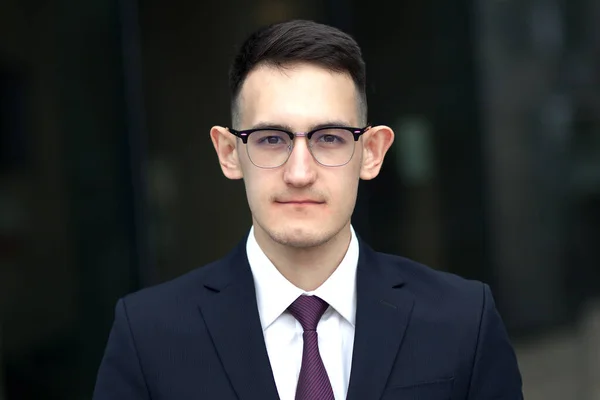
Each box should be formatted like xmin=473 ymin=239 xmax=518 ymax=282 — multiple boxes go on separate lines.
xmin=258 ymin=136 xmax=285 ymax=145
xmin=251 ymin=130 xmax=290 ymax=146
xmin=318 ymin=134 xmax=344 ymax=143
xmin=312 ymin=129 xmax=350 ymax=146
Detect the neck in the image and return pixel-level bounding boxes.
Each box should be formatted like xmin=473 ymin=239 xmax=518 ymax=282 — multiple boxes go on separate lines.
xmin=253 ymin=223 xmax=352 ymax=292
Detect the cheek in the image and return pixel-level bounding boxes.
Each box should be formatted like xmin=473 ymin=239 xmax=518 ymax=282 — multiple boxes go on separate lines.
xmin=242 ymin=170 xmax=273 ymax=209
xmin=242 ymin=175 xmax=261 ymax=203
xmin=327 ymin=174 xmax=360 ymax=211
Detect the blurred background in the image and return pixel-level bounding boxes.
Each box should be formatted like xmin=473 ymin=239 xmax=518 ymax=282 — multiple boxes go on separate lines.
xmin=0 ymin=0 xmax=599 ymax=398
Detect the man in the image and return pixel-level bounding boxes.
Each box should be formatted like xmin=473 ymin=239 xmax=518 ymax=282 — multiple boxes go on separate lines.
xmin=93 ymin=19 xmax=523 ymax=399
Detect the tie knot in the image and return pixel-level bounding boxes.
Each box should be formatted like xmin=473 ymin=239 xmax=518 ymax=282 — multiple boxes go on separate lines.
xmin=288 ymin=295 xmax=329 ymax=331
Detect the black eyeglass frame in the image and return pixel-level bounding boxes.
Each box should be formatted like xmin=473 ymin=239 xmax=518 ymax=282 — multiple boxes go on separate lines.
xmin=225 ymin=125 xmax=372 ymax=168
xmin=227 ymin=125 xmax=372 ymax=144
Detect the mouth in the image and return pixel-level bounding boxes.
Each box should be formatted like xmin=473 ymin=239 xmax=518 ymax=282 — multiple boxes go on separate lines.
xmin=274 ymin=200 xmax=325 ymax=205
xmin=275 ymin=200 xmax=324 ymax=205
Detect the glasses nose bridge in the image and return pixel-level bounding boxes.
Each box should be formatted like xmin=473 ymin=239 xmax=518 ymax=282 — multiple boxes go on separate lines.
xmin=288 ymin=131 xmax=313 ymax=149
xmin=290 ymin=131 xmax=311 ymax=146
xmin=286 ymin=131 xmax=316 ymax=161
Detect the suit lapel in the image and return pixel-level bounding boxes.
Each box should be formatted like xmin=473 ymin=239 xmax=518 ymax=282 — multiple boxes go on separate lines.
xmin=346 ymin=242 xmax=415 ymax=400
xmin=198 ymin=242 xmax=280 ymax=400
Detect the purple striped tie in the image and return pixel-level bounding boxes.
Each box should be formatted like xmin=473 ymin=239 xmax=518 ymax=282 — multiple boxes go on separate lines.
xmin=288 ymin=295 xmax=335 ymax=400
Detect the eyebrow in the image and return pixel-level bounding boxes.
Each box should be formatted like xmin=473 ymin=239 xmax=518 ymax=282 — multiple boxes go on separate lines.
xmin=249 ymin=120 xmax=357 ymax=132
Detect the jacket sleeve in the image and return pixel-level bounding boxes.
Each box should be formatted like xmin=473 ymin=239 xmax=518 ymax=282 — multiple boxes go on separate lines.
xmin=467 ymin=284 xmax=524 ymax=399
xmin=93 ymin=298 xmax=151 ymax=400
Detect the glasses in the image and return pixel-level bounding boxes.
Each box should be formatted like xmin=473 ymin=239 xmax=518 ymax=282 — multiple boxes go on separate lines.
xmin=227 ymin=125 xmax=371 ymax=168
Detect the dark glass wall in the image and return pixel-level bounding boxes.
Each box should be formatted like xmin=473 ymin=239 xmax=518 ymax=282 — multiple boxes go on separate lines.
xmin=0 ymin=0 xmax=139 ymax=398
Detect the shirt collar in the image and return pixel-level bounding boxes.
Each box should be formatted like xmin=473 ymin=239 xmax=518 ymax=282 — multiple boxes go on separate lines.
xmin=247 ymin=226 xmax=359 ymax=331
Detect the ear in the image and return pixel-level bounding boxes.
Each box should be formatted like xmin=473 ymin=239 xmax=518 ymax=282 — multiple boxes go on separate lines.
xmin=210 ymin=125 xmax=244 ymax=180
xmin=359 ymin=125 xmax=395 ymax=180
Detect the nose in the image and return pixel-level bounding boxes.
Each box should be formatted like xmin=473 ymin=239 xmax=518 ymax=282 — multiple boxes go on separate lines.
xmin=282 ymin=137 xmax=317 ymax=187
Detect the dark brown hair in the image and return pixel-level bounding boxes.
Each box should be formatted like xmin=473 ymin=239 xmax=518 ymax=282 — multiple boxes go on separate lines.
xmin=229 ymin=19 xmax=367 ymax=126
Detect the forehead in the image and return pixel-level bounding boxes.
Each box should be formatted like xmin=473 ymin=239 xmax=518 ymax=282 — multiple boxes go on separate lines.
xmin=237 ymin=63 xmax=360 ymax=129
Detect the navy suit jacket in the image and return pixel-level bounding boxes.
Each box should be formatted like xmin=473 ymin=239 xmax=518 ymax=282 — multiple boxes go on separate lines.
xmin=93 ymin=237 xmax=523 ymax=399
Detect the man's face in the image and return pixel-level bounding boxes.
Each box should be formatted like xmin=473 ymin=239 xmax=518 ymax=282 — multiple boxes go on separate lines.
xmin=211 ymin=62 xmax=393 ymax=249
xmin=236 ymin=63 xmax=363 ymax=248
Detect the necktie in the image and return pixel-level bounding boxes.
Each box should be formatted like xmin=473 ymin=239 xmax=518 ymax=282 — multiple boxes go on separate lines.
xmin=288 ymin=295 xmax=335 ymax=400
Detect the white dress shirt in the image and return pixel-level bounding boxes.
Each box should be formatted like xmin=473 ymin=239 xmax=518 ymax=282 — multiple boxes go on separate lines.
xmin=246 ymin=226 xmax=359 ymax=400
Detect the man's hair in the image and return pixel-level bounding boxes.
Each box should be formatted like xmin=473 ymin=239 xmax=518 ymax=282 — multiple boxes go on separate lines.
xmin=229 ymin=19 xmax=367 ymax=127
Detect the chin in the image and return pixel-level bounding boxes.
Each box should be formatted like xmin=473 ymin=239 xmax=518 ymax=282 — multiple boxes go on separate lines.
xmin=271 ymin=232 xmax=328 ymax=249
xmin=262 ymin=217 xmax=344 ymax=249
xmin=264 ymin=223 xmax=340 ymax=249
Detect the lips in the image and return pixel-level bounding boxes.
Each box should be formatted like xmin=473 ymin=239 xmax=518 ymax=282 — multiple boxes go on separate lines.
xmin=274 ymin=197 xmax=326 ymax=205
xmin=276 ymin=200 xmax=324 ymax=204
